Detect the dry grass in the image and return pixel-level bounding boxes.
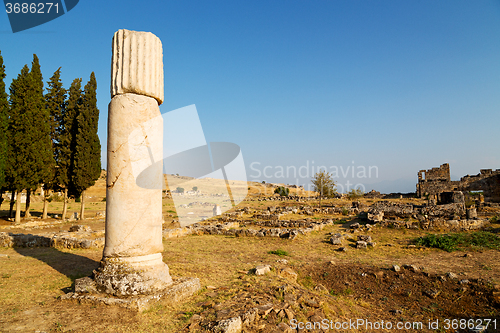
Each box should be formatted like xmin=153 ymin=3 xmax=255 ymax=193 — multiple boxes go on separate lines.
xmin=0 ymin=218 xmax=499 ymax=331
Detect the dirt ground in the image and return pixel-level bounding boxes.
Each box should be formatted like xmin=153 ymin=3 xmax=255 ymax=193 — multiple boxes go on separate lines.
xmin=0 ymin=217 xmax=499 ymax=332
xmin=0 ymin=180 xmax=499 ymax=332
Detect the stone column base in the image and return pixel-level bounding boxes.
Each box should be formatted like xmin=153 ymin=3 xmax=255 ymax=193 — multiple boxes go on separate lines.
xmin=63 ymin=277 xmax=200 ymax=312
xmin=91 ymin=253 xmax=173 ymax=296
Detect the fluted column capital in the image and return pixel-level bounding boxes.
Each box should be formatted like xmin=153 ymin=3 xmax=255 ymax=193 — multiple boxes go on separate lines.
xmin=111 ymin=29 xmax=164 ymax=104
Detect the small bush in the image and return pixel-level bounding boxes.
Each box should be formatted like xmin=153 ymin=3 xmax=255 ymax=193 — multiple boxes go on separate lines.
xmin=101 ymin=197 xmax=106 ymax=202
xmin=192 ymin=186 xmax=198 ymax=191
xmin=268 ymin=249 xmax=289 ymax=256
xmin=274 ymin=186 xmax=289 ymax=197
xmin=414 ymin=232 xmax=500 ymax=252
xmin=341 ymin=207 xmax=349 ymax=216
xmin=75 ymin=196 xmax=81 ymax=203
xmin=176 ymin=187 xmax=184 ymax=193
xmin=49 ymin=194 xmax=64 ymax=202
xmin=347 ymin=188 xmax=364 ymax=200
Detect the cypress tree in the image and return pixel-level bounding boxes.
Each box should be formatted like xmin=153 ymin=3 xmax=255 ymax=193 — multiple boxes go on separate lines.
xmin=43 ymin=67 xmax=66 ymax=219
xmin=0 ymin=51 xmax=8 ymax=207
xmin=72 ymin=72 xmax=101 ymax=220
xmin=24 ymin=55 xmax=53 ymax=218
xmin=7 ymin=65 xmax=31 ymax=224
xmin=60 ymin=78 xmax=82 ymax=220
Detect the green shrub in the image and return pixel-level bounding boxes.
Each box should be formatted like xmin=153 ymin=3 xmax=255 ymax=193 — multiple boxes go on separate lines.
xmin=192 ymin=186 xmax=198 ymax=191
xmin=414 ymin=232 xmax=500 ymax=252
xmin=268 ymin=249 xmax=289 ymax=256
xmin=75 ymin=196 xmax=81 ymax=203
xmin=347 ymin=188 xmax=364 ymax=200
xmin=274 ymin=186 xmax=289 ymax=197
xmin=48 ymin=194 xmax=64 ymax=202
xmin=101 ymin=197 xmax=107 ymax=202
xmin=176 ymin=187 xmax=184 ymax=193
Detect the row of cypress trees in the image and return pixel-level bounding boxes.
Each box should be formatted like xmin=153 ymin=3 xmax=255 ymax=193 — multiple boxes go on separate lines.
xmin=0 ymin=51 xmax=101 ymax=224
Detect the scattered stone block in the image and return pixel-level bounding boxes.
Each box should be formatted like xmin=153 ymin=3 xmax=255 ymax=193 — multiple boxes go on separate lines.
xmin=330 ymin=236 xmax=342 ymax=245
xmin=356 ymin=241 xmax=367 ymax=249
xmin=367 ymin=211 xmax=384 ymax=222
xmin=241 ymin=308 xmax=258 ymax=326
xmin=392 ymin=265 xmax=401 ymax=272
xmin=213 ymin=316 xmax=242 ymax=333
xmin=69 ymin=225 xmax=91 ymax=232
xmin=357 ymin=235 xmax=372 ymax=242
xmin=74 ymin=276 xmax=98 ymax=294
xmin=424 ymin=289 xmax=441 ymax=299
xmin=279 ymin=268 xmax=297 ymax=282
xmin=256 ymin=303 xmax=273 ymax=316
xmin=254 ymin=265 xmax=271 ymax=276
xmin=403 ymin=264 xmax=420 ymax=272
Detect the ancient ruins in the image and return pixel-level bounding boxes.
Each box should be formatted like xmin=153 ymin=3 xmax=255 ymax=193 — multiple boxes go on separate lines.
xmin=417 ymin=163 xmax=500 ymax=203
xmin=66 ymin=29 xmax=200 ymax=309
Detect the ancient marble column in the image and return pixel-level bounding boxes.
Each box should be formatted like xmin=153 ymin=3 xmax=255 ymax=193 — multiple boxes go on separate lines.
xmin=93 ymin=29 xmax=172 ymax=296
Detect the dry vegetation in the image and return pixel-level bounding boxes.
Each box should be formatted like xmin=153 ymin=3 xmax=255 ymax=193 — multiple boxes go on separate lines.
xmin=0 ymin=178 xmax=499 ymax=332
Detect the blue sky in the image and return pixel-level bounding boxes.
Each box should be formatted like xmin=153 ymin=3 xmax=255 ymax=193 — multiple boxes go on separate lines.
xmin=1 ymin=0 xmax=499 ymax=193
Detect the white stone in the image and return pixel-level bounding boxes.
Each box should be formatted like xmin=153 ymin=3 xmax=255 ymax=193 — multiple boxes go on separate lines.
xmin=213 ymin=316 xmax=242 ymax=333
xmin=213 ymin=204 xmax=222 ymax=216
xmin=105 ymin=93 xmax=164 ymax=258
xmin=95 ymin=92 xmax=171 ymax=295
xmin=111 ymin=29 xmax=164 ymax=104
xmin=254 ymin=264 xmax=271 ymax=275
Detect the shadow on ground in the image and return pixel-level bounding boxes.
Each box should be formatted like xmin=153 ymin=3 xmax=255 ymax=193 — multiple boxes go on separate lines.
xmin=14 ymin=246 xmax=99 ymax=292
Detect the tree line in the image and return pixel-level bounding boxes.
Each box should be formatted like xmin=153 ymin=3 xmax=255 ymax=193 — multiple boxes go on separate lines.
xmin=0 ymin=51 xmax=101 ymax=224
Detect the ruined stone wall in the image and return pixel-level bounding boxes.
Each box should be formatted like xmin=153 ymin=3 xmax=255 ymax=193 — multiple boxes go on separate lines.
xmin=417 ymin=164 xmax=500 ymax=203
xmin=457 ymin=170 xmax=500 ymax=203
xmin=416 ymin=163 xmax=454 ymax=197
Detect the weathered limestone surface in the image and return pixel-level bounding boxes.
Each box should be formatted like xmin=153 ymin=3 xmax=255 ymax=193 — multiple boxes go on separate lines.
xmin=93 ymin=29 xmax=172 ymax=296
xmin=111 ymin=29 xmax=164 ymax=104
xmin=64 ymin=29 xmax=202 ymax=306
xmin=65 ymin=277 xmax=201 ymax=312
xmin=104 ymin=93 xmax=164 ymax=258
xmin=96 ymin=93 xmax=170 ymax=295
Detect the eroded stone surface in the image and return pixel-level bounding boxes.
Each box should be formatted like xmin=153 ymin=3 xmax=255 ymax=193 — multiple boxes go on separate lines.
xmin=111 ymin=29 xmax=164 ymax=104
xmin=93 ymin=254 xmax=172 ymax=296
xmin=64 ymin=277 xmax=200 ymax=312
xmin=105 ymin=93 xmax=164 ymax=259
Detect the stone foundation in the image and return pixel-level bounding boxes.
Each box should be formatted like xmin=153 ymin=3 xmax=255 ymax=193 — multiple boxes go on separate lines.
xmin=62 ymin=276 xmax=200 ymax=312
xmin=92 ymin=253 xmax=172 ymax=296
